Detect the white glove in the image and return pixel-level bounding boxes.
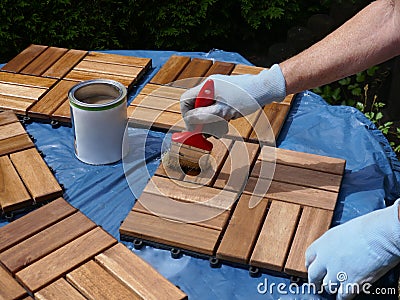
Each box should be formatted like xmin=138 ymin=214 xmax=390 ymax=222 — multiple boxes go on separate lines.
xmin=306 ymin=200 xmax=400 ymax=300
xmin=180 ymin=64 xmax=286 ymax=136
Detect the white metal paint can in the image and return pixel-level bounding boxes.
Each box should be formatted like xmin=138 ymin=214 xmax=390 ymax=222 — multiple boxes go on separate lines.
xmin=69 ymin=79 xmax=128 ymax=165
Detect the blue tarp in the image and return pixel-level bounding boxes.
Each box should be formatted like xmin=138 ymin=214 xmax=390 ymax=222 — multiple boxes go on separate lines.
xmin=1 ymin=50 xmax=399 ymax=299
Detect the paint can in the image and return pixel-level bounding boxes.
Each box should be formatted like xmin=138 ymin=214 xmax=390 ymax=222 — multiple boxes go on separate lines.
xmin=69 ymin=79 xmax=128 ymax=165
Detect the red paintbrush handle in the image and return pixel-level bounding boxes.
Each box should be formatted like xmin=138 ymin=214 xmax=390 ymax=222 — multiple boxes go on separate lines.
xmin=194 ymin=79 xmax=215 ymax=109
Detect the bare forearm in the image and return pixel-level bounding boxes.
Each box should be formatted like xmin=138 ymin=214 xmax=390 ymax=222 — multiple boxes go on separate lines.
xmin=280 ymin=0 xmax=400 ymax=95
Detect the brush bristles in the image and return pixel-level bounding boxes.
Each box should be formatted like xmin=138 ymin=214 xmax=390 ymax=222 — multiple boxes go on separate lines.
xmin=163 ymin=142 xmax=212 ymax=172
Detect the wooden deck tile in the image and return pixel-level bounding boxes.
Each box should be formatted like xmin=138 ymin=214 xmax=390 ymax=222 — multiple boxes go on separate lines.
xmin=42 ymin=49 xmax=88 ymax=78
xmin=10 ymin=148 xmax=63 ymax=203
xmin=21 ymin=47 xmax=68 ymax=76
xmin=150 ymin=55 xmax=191 ymax=84
xmin=0 ymin=110 xmax=19 ymax=126
xmin=131 ymin=93 xmax=181 ymax=113
xmin=1 ymin=44 xmax=48 ymax=73
xmin=0 ymin=72 xmax=57 ymax=88
xmin=0 ymin=134 xmax=34 ymax=156
xmin=66 ymin=260 xmax=141 ymax=300
xmin=128 ymin=106 xmax=185 ymax=131
xmin=96 ymin=243 xmax=188 ymax=300
xmin=16 ymin=227 xmax=117 ymax=293
xmin=203 ymin=61 xmax=235 ymax=76
xmin=0 ymin=82 xmax=48 ymax=100
xmin=35 ymin=278 xmax=86 ymax=300
xmin=231 ymin=64 xmax=265 ymax=75
xmin=172 ymin=58 xmax=213 ymax=88
xmin=0 ymin=95 xmax=35 ymax=114
xmin=227 ymin=109 xmax=262 ymax=140
xmin=51 ymin=98 xmax=72 ymax=124
xmin=84 ymin=51 xmax=152 ymax=68
xmin=0 ymin=121 xmax=26 ymax=140
xmin=140 ymin=83 xmax=186 ymax=100
xmin=0 ymin=265 xmax=27 ymax=300
xmin=65 ymin=70 xmax=134 ymax=88
xmin=250 ymin=201 xmax=301 ymax=271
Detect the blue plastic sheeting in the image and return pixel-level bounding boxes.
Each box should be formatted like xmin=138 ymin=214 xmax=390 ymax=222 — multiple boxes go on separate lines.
xmin=1 ymin=49 xmax=399 ymax=299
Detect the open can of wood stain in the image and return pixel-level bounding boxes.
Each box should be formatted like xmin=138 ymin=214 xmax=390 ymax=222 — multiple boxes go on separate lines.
xmin=69 ymin=79 xmax=128 ymax=165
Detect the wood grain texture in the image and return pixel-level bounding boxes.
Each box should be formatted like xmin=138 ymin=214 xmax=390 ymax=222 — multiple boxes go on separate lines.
xmin=0 ymin=155 xmax=31 ymax=212
xmin=1 ymin=44 xmax=48 ymax=73
xmin=259 ymin=146 xmax=346 ymax=175
xmin=227 ymin=109 xmax=261 ymax=140
xmin=42 ymin=49 xmax=88 ymax=78
xmin=0 ymin=82 xmax=47 ymax=100
xmin=151 ymin=55 xmax=191 ymax=84
xmin=66 ymin=260 xmax=141 ymax=300
xmin=154 ymin=160 xmax=185 ymax=180
xmin=128 ymin=106 xmax=185 ymax=131
xmin=130 ymin=94 xmax=180 ymax=113
xmin=84 ymin=51 xmax=152 ymax=68
xmin=0 ymin=122 xmax=26 ymax=140
xmin=0 ymin=110 xmax=19 ymax=126
xmin=51 ymin=97 xmax=72 ymax=123
xmin=65 ymin=70 xmax=133 ymax=88
xmin=28 ymin=80 xmax=77 ymax=119
xmin=21 ymin=47 xmax=68 ymax=76
xmin=0 ymin=212 xmax=96 ymax=273
xmin=0 ymin=134 xmax=34 ymax=156
xmin=203 ymin=61 xmax=235 ymax=76
xmin=140 ymin=83 xmax=186 ymax=100
xmin=73 ymin=60 xmax=143 ymax=78
xmin=0 ymin=198 xmax=76 ymax=252
xmin=231 ymin=64 xmax=265 ymax=75
xmin=284 ymin=207 xmax=333 ymax=277
xmin=250 ymin=201 xmax=301 ymax=271
xmin=172 ymin=58 xmax=213 ymax=88
xmin=120 ymin=211 xmax=221 ymax=255
xmin=0 ymin=265 xmax=27 ymax=300
xmin=35 ymin=278 xmax=86 ymax=300
xmin=96 ymin=243 xmax=188 ymax=300
xmin=0 ymin=95 xmax=35 ymax=114
xmin=10 ymin=148 xmax=62 ymax=202
xmin=0 ymin=72 xmax=57 ymax=88
xmin=16 ymin=227 xmax=117 ymax=293
xmin=216 ymin=194 xmax=269 ymax=264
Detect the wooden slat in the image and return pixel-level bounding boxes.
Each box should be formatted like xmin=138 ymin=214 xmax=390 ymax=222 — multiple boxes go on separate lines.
xmin=0 ymin=155 xmax=32 ymax=212
xmin=128 ymin=106 xmax=185 ymax=131
xmin=0 ymin=110 xmax=19 ymax=126
xmin=35 ymin=278 xmax=86 ymax=300
xmin=0 ymin=212 xmax=96 ymax=273
xmin=227 ymin=109 xmax=262 ymax=140
xmin=84 ymin=51 xmax=152 ymax=68
xmin=244 ymin=177 xmax=338 ymax=211
xmin=281 ymin=94 xmax=295 ymax=106
xmin=284 ymin=207 xmax=333 ymax=277
xmin=151 ymin=55 xmax=191 ymax=84
xmin=28 ymin=80 xmax=77 ymax=119
xmin=130 ymin=94 xmax=180 ymax=113
xmin=172 ymin=58 xmax=213 ymax=88
xmin=10 ymin=148 xmax=63 ymax=203
xmin=144 ymin=175 xmax=237 ymax=210
xmin=155 ymin=160 xmax=185 ymax=180
xmin=0 ymin=121 xmax=26 ymax=140
xmin=182 ymin=138 xmax=232 ymax=186
xmin=252 ymin=161 xmax=343 ymax=192
xmin=0 ymin=72 xmax=57 ymax=88
xmin=0 ymin=82 xmax=47 ymax=100
xmin=231 ymin=64 xmax=264 ymax=75
xmin=1 ymin=44 xmax=48 ymax=72
xmin=51 ymin=98 xmax=71 ymax=123
xmin=42 ymin=49 xmax=88 ymax=78
xmin=0 ymin=95 xmax=35 ymax=114
xmin=250 ymin=201 xmax=301 ymax=271
xmin=21 ymin=47 xmax=68 ymax=76
xmin=66 ymin=260 xmax=141 ymax=300
xmin=73 ymin=60 xmax=143 ymax=78
xmin=120 ymin=211 xmax=220 ymax=255
xmin=216 ymin=194 xmax=269 ymax=264
xmin=259 ymin=146 xmax=346 ymax=175
xmin=0 ymin=265 xmax=27 ymax=300
xmin=96 ymin=243 xmax=187 ymax=300
xmin=16 ymin=227 xmax=117 ymax=293
xmin=0 ymin=198 xmax=77 ymax=252
xmin=214 ymin=141 xmax=259 ymax=192
xmin=65 ymin=70 xmax=133 ymax=88
xmin=0 ymin=134 xmax=34 ymax=156
xmin=204 ymin=61 xmax=235 ymax=76
xmin=140 ymin=83 xmax=186 ymax=100
xmin=133 ymin=192 xmax=229 ymax=231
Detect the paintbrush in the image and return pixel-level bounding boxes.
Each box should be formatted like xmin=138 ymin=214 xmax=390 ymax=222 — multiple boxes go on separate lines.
xmin=164 ymin=79 xmax=215 ymax=172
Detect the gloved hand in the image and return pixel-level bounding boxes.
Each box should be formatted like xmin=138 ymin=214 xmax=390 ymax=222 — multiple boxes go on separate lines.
xmin=306 ymin=200 xmax=400 ymax=300
xmin=179 ymin=64 xmax=286 ymax=137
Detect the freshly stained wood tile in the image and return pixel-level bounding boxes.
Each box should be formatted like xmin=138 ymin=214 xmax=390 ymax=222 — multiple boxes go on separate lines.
xmin=0 ymin=82 xmax=47 ymax=100
xmin=96 ymin=243 xmax=188 ymax=300
xmin=172 ymin=58 xmax=213 ymax=88
xmin=0 ymin=212 xmax=96 ymax=273
xmin=284 ymin=207 xmax=333 ymax=277
xmin=214 ymin=141 xmax=259 ymax=192
xmin=144 ymin=175 xmax=237 ymax=210
xmin=0 ymin=198 xmax=77 ymax=252
xmin=0 ymin=155 xmax=32 ymax=212
xmin=231 ymin=64 xmax=265 ymax=75
xmin=244 ymin=177 xmax=338 ymax=211
xmin=0 ymin=265 xmax=27 ymax=300
xmin=28 ymin=80 xmax=78 ymax=119
xmin=140 ymin=83 xmax=186 ymax=100
xmin=35 ymin=278 xmax=86 ymax=300
xmin=84 ymin=51 xmax=151 ymax=68
xmin=73 ymin=60 xmax=144 ymax=78
xmin=0 ymin=95 xmax=35 ymax=114
xmin=151 ymin=55 xmax=191 ymax=84
xmin=0 ymin=134 xmax=34 ymax=156
xmin=21 ymin=47 xmax=68 ymax=76
xmin=204 ymin=61 xmax=235 ymax=76
xmin=216 ymin=194 xmax=269 ymax=264
xmin=259 ymin=146 xmax=346 ymax=175
xmin=0 ymin=121 xmax=26 ymax=140
xmin=131 ymin=93 xmax=181 ymax=113
xmin=10 ymin=148 xmax=63 ymax=203
xmin=120 ymin=211 xmax=220 ymax=255
xmin=16 ymin=227 xmax=117 ymax=293
xmin=66 ymin=260 xmax=141 ymax=300
xmin=0 ymin=72 xmax=57 ymax=88
xmin=0 ymin=110 xmax=19 ymax=126
xmin=65 ymin=70 xmax=133 ymax=88
xmin=250 ymin=201 xmax=301 ymax=271
xmin=1 ymin=44 xmax=48 ymax=72
xmin=133 ymin=192 xmax=229 ymax=231
xmin=42 ymin=49 xmax=88 ymax=78
xmin=127 ymin=106 xmax=185 ymax=131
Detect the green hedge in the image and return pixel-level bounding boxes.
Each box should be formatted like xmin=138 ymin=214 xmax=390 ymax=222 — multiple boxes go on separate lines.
xmin=0 ymin=0 xmax=329 ymax=62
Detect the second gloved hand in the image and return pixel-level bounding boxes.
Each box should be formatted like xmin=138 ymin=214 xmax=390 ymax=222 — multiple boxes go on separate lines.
xmin=180 ymin=64 xmax=286 ymax=136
